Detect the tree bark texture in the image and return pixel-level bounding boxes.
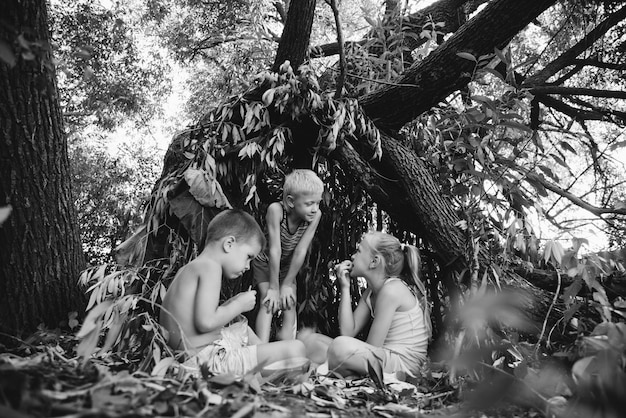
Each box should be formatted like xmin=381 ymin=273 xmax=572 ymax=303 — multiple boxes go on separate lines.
xmin=336 ymin=135 xmax=466 ymax=269
xmin=359 ymin=0 xmax=557 ymax=129
xmin=0 ymin=0 xmax=85 ymax=335
xmin=272 ymin=0 xmax=316 ymax=72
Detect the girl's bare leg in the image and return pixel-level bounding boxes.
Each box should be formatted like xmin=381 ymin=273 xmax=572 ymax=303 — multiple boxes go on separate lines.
xmin=327 ymin=336 xmax=386 ymax=377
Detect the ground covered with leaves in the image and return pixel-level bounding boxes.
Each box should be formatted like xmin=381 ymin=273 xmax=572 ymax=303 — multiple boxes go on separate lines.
xmin=0 ymin=329 xmax=551 ymax=418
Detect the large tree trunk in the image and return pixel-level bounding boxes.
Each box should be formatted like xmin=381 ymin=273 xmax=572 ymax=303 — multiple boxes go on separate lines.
xmin=272 ymin=0 xmax=316 ymax=72
xmin=0 ymin=0 xmax=85 ymax=336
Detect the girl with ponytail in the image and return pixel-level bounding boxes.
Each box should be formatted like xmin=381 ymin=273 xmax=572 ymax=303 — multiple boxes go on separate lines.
xmin=299 ymin=231 xmax=432 ymax=377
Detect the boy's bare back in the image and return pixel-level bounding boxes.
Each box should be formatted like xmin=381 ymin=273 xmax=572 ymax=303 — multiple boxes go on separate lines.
xmin=160 ymin=255 xmax=223 ymax=351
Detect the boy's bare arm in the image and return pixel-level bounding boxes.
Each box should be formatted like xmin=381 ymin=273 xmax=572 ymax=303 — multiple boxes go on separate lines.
xmin=264 ymin=203 xmax=283 ymax=312
xmin=279 ymin=210 xmax=322 ymax=309
xmin=193 ymin=262 xmax=256 ymax=333
xmin=281 ymin=210 xmax=322 ymax=287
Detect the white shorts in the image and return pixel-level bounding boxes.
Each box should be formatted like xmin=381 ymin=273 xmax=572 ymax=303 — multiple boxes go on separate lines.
xmin=183 ymin=320 xmax=258 ymax=376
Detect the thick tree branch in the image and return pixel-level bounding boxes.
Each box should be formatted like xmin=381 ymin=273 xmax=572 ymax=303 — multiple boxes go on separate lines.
xmin=548 ymin=64 xmax=583 ymax=86
xmin=537 ymin=93 xmax=626 ymax=124
xmin=572 ymin=58 xmax=626 ymax=71
xmin=522 ymin=3 xmax=626 ymax=86
xmin=359 ymin=0 xmax=556 ymax=129
xmin=530 ymin=86 xmax=626 ymax=99
xmin=569 ymin=96 xmax=626 ymax=125
xmin=516 ymin=267 xmax=626 ymax=298
xmin=525 ymin=171 xmax=626 ymax=216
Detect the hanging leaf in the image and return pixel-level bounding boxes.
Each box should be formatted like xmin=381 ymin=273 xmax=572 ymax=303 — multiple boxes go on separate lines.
xmin=0 ymin=40 xmax=16 ymax=67
xmin=262 ymin=88 xmax=275 ymax=106
xmin=184 ymin=167 xmax=231 ymax=209
xmin=152 ymin=357 xmax=176 ymax=378
xmin=457 ymin=52 xmax=477 ymax=62
xmin=547 ymin=240 xmax=564 ymax=265
xmin=550 ymin=153 xmax=568 ymax=168
xmin=244 ymin=184 xmax=257 ymax=205
xmin=527 ymin=176 xmax=548 ymax=197
xmin=543 ymin=240 xmax=553 ymax=264
xmin=559 ymin=141 xmax=577 ymax=154
xmin=537 ymin=165 xmax=559 ymax=182
xmin=170 ymin=190 xmax=218 ymax=245
xmin=99 ymin=310 xmax=125 ymax=354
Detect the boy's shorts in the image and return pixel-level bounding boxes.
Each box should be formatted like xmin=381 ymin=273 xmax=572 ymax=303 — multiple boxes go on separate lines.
xmin=251 ymin=257 xmax=291 ymax=285
xmin=183 ymin=319 xmax=257 ymax=376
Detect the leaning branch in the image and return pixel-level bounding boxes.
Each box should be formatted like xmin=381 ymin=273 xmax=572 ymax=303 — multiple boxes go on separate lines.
xmin=525 ymin=172 xmax=626 ymax=216
xmin=530 ymin=86 xmax=626 ymax=99
xmin=522 ymin=3 xmax=626 ymax=86
xmin=569 ymin=96 xmax=626 ymax=125
xmin=537 ymin=93 xmax=626 ymax=125
xmin=572 ymin=58 xmax=626 ymax=71
xmin=516 ymin=267 xmax=626 ymax=298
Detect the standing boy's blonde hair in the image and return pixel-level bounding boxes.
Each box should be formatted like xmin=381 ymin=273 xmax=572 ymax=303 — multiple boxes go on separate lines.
xmin=282 ymin=169 xmax=324 ymax=205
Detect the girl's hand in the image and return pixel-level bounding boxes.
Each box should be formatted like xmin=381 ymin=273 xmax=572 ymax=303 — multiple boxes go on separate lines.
xmin=335 ymin=260 xmax=353 ymax=289
xmin=262 ymin=288 xmax=280 ymax=313
xmin=279 ymin=285 xmax=296 ymax=310
xmin=233 ymin=289 xmax=257 ymax=312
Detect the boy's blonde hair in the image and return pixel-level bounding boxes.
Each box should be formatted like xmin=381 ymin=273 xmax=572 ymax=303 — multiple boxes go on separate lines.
xmin=282 ymin=169 xmax=324 ymax=205
xmin=205 ymin=209 xmax=265 ymax=248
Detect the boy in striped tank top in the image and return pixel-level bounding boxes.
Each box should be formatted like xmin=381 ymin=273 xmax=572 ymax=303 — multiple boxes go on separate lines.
xmin=252 ymin=169 xmax=324 ymax=343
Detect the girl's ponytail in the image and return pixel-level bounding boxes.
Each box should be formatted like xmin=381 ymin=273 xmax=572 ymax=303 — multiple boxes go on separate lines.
xmin=403 ymin=244 xmax=432 ymax=339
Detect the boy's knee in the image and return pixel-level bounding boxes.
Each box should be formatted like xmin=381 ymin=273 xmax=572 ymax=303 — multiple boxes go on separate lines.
xmin=290 ymin=339 xmax=306 ymax=357
xmin=275 ymin=340 xmax=305 ymax=359
xmin=278 ymin=339 xmax=305 ymax=358
xmin=328 ymin=336 xmax=354 ymax=363
xmin=296 ymin=327 xmax=315 ymax=343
